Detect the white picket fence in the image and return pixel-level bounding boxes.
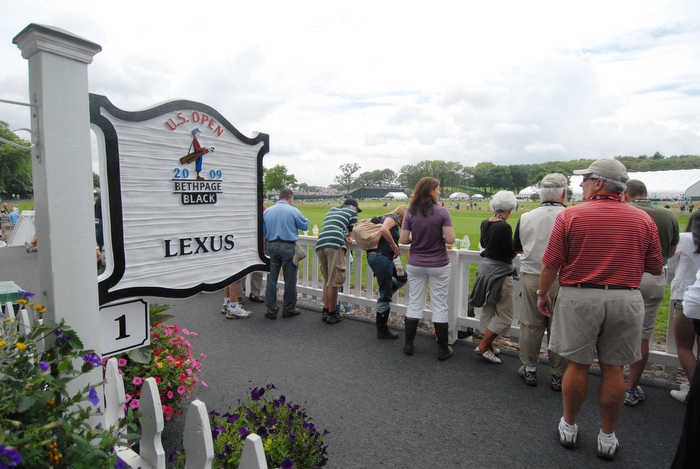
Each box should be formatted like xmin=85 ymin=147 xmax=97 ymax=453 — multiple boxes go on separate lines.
xmin=103 ymin=357 xmax=271 ymax=469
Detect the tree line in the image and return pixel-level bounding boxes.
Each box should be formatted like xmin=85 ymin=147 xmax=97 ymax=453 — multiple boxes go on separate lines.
xmin=1 ymin=120 xmax=698 ymax=198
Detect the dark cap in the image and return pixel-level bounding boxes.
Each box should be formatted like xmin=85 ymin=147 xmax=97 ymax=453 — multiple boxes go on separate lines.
xmin=343 ymin=198 xmax=362 ymax=213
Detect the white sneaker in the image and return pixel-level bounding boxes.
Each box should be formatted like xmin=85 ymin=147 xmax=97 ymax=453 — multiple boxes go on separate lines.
xmin=671 ymin=387 xmax=689 ymax=403
xmin=597 ymin=435 xmax=620 ymax=460
xmin=558 ymin=418 xmax=578 ymax=448
xmin=221 ymin=303 xmax=229 ymax=314
xmin=226 ymin=304 xmax=252 ymax=319
xmin=475 ymin=346 xmax=501 ymax=356
xmin=475 ymin=347 xmax=502 ymax=364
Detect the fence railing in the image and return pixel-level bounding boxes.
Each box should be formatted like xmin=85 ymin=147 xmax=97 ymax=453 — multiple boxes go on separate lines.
xmin=293 ymin=236 xmax=681 ymax=368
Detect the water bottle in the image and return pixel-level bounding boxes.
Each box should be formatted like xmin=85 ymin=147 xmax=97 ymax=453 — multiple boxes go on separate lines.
xmin=393 ymin=257 xmax=404 ymax=276
xmin=462 ymin=235 xmax=470 ymax=250
xmin=312 ymin=224 xmax=319 ymax=237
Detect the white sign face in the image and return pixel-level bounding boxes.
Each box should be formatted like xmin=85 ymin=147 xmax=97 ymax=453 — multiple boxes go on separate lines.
xmin=90 ymin=95 xmax=269 ymax=305
xmin=100 ymin=299 xmax=149 ymax=357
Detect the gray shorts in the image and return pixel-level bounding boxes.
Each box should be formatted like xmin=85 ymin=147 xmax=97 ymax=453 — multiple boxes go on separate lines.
xmin=549 ymin=286 xmax=644 ymax=366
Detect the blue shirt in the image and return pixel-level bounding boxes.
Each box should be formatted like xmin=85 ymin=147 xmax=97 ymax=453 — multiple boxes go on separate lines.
xmin=263 ymin=200 xmax=309 ymax=242
xmin=9 ymin=211 xmax=19 ymax=224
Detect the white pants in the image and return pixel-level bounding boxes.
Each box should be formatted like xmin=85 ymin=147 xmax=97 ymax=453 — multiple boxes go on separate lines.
xmin=405 ymin=263 xmax=451 ymax=323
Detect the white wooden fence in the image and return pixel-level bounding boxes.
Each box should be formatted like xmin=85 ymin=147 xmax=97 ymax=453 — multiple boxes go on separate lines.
xmin=294 ymin=235 xmax=682 ymax=368
xmin=103 ymin=357 xmax=271 ymax=469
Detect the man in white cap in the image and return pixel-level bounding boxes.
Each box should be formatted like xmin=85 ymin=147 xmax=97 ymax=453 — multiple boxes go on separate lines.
xmin=537 ymin=159 xmax=663 ymax=460
xmin=513 ymin=173 xmax=569 ymax=391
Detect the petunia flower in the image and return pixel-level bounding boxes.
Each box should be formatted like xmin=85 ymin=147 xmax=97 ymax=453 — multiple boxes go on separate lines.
xmin=87 ymin=387 xmax=100 ymax=406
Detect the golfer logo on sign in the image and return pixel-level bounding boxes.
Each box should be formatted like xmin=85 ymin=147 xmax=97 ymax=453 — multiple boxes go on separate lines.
xmin=179 ymin=127 xmax=214 ymax=180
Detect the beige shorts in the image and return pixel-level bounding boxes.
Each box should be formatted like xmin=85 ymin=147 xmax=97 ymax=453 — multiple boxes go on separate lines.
xmin=639 ymin=271 xmax=666 ymax=340
xmin=317 ymin=247 xmax=347 ymax=287
xmin=550 ymin=286 xmax=644 ymax=366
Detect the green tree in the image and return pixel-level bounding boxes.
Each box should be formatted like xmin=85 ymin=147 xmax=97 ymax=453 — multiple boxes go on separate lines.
xmin=399 ymin=160 xmax=466 ymax=192
xmin=334 ymin=163 xmax=361 ymax=194
xmin=93 ymin=172 xmax=100 ymax=189
xmin=0 ymin=121 xmax=33 ymax=197
xmin=356 ymin=168 xmax=398 ymax=187
xmin=264 ymin=164 xmax=297 ymax=193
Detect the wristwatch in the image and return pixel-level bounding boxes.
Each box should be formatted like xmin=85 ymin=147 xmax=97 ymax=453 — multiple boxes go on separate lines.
xmin=536 ymin=289 xmax=549 ymax=298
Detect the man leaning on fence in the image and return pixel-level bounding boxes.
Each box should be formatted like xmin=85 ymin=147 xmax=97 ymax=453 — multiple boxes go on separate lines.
xmin=513 ymin=173 xmax=569 ymax=391
xmin=315 ymin=198 xmax=361 ymax=325
xmin=537 ymin=159 xmax=663 ymax=461
xmin=263 ymin=188 xmax=309 ymax=320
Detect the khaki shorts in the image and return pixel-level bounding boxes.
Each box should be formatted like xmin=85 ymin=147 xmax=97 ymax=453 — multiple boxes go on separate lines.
xmin=639 ymin=271 xmax=666 ymax=340
xmin=317 ymin=247 xmax=347 ymax=287
xmin=549 ymin=286 xmax=644 ymax=366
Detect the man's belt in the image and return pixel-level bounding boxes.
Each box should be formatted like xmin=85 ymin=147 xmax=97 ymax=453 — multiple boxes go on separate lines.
xmin=571 ymin=283 xmax=637 ymax=290
xmin=268 ymin=239 xmax=295 ymax=244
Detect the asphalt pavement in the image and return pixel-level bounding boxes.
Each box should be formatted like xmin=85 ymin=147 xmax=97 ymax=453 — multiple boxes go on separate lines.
xmin=2 ymin=245 xmax=687 ymax=468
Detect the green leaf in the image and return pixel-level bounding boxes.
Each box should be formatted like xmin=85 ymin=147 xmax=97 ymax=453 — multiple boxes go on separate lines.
xmin=17 ymin=394 xmax=38 ymax=412
xmin=127 ymin=346 xmax=152 ymax=364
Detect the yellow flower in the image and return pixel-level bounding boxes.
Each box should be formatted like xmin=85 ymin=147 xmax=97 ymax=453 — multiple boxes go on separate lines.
xmin=17 ymin=298 xmax=27 ymax=305
xmin=0 ymin=340 xmax=6 ymax=347
xmin=16 ymin=342 xmax=27 ymax=350
xmin=264 ymin=438 xmax=272 ymax=452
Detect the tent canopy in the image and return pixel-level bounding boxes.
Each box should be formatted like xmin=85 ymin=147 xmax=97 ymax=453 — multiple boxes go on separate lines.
xmin=449 ymin=192 xmax=470 ymax=200
xmin=384 ymin=192 xmax=408 ymax=200
xmin=471 ymin=193 xmax=484 ymax=199
xmin=570 ymin=169 xmax=700 ymax=201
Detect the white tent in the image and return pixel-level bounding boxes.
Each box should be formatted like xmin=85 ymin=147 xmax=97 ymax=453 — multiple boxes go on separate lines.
xmin=472 ymin=193 xmax=484 ymax=200
xmin=570 ymin=169 xmax=700 ymax=201
xmin=384 ymin=191 xmax=408 ymax=200
xmin=449 ymin=192 xmax=470 ymax=200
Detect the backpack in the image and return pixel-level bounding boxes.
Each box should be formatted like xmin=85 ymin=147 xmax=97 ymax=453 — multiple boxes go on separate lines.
xmin=352 ymin=216 xmax=385 ymax=250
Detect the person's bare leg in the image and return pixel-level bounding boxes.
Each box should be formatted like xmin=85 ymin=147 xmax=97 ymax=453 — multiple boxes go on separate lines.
xmin=626 ymin=338 xmax=649 ymax=390
xmin=562 ymin=362 xmax=589 ymax=425
xmin=599 ymin=363 xmax=626 ymax=434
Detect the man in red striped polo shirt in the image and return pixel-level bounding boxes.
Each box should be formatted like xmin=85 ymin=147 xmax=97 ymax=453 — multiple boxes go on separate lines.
xmin=537 ymin=159 xmax=663 ymax=461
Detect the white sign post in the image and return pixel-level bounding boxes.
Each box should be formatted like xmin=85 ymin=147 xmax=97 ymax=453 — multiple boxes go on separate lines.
xmin=13 ymin=24 xmax=103 ymax=395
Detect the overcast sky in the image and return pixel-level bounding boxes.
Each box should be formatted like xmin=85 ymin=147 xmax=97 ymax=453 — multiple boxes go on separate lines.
xmin=2 ymin=1 xmax=699 ymax=187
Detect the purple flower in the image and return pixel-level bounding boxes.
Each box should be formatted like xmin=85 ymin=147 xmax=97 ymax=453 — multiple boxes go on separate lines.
xmin=280 ymin=458 xmax=294 ymax=469
xmin=82 ymin=352 xmax=102 ymax=368
xmin=239 ymin=427 xmax=250 ymax=438
xmin=114 ymin=460 xmax=126 ymax=469
xmin=87 ymin=387 xmax=100 ymax=406
xmin=38 ymin=361 xmax=50 ymax=373
xmin=18 ymin=290 xmax=35 ymax=298
xmin=227 ymin=413 xmax=239 ymax=424
xmin=251 ymin=387 xmax=262 ymax=401
xmin=0 ymin=444 xmax=23 ymax=466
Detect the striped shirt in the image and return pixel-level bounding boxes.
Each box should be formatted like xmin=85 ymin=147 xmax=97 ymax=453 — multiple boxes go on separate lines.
xmin=315 ymin=206 xmax=358 ymax=251
xmin=542 ymin=198 xmax=663 ymax=287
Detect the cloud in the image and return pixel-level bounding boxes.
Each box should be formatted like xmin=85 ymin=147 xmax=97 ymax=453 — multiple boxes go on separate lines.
xmin=1 ymin=0 xmax=700 ymax=186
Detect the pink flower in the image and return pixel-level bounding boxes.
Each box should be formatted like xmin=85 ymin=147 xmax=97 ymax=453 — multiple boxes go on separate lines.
xmin=129 ymin=399 xmax=140 ymax=409
xmin=132 ymin=377 xmax=143 ymax=386
xmin=167 ymin=391 xmax=174 ymax=399
xmin=118 ymin=358 xmax=127 ymax=367
xmin=182 ymin=328 xmax=190 ymax=335
xmin=177 ymin=385 xmax=186 ymax=395
xmin=201 ymin=381 xmax=208 ymax=387
xmin=125 ymin=394 xmax=132 ymax=403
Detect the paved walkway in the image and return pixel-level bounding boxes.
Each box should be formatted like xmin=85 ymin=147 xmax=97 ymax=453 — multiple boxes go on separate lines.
xmin=3 ymin=245 xmax=687 ymax=468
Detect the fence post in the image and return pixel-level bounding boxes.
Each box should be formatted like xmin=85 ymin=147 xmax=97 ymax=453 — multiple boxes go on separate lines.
xmin=239 ymin=434 xmax=269 ymax=469
xmin=184 ymin=400 xmax=214 ymax=469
